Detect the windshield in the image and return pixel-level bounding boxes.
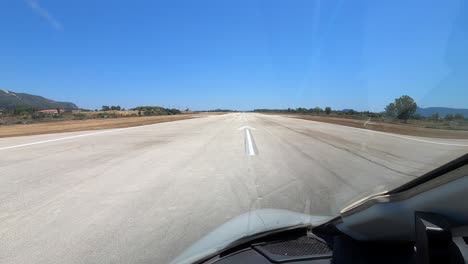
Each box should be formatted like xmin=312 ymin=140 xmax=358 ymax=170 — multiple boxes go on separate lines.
xmin=1 ymin=0 xmax=467 ymax=264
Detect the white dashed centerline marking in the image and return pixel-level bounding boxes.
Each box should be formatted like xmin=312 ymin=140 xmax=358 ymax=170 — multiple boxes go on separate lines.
xmin=239 ymin=125 xmax=258 ymax=156
xmin=245 ymin=128 xmax=257 ymax=156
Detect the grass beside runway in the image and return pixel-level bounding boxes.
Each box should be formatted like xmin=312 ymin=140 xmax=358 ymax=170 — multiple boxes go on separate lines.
xmin=0 ymin=114 xmax=205 ymax=138
xmin=285 ymin=114 xmax=468 ymax=139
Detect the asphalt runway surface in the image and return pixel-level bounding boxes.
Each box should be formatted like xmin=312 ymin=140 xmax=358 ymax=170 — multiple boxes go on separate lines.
xmin=1 ymin=113 xmax=467 ymax=263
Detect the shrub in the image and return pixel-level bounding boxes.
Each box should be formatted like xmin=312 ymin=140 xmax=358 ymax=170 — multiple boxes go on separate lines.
xmin=73 ymin=113 xmax=87 ymax=120
xmin=385 ymin=95 xmax=417 ymax=122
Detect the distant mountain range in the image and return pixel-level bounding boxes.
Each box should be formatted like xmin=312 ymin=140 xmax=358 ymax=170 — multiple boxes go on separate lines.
xmin=0 ymin=90 xmax=78 ymax=110
xmin=416 ymin=107 xmax=468 ymax=117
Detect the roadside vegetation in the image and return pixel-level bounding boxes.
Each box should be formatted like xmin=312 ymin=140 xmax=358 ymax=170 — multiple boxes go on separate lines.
xmin=131 ymin=106 xmax=181 ymax=116
xmin=0 ymin=105 xmax=188 ymax=126
xmin=191 ymin=109 xmax=238 ymax=113
xmin=0 ymin=115 xmax=201 ymax=138
xmin=255 ymin=95 xmax=468 ymax=132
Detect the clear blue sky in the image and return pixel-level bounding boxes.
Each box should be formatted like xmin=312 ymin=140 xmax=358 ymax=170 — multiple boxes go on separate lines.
xmin=1 ymin=0 xmax=467 ymax=111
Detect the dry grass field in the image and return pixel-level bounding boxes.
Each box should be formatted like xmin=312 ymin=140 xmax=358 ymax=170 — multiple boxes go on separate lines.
xmin=0 ymin=114 xmax=200 ymax=138
xmin=289 ymin=114 xmax=468 ymax=139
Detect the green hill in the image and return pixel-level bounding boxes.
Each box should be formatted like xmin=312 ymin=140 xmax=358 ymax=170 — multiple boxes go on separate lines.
xmin=0 ymin=90 xmax=78 ymax=110
xmin=416 ymin=107 xmax=468 ymax=117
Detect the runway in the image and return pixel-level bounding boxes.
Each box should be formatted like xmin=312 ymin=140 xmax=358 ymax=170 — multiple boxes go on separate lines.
xmin=1 ymin=113 xmax=466 ymax=263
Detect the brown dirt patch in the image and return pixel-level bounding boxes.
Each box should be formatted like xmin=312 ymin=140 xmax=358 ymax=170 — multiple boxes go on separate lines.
xmin=0 ymin=114 xmax=204 ymax=138
xmin=288 ymin=115 xmax=468 ymax=139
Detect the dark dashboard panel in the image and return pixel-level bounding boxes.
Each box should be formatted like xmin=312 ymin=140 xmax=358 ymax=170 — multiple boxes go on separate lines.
xmin=202 ymin=159 xmax=468 ymax=264
xmin=201 ymin=210 xmax=465 ymax=264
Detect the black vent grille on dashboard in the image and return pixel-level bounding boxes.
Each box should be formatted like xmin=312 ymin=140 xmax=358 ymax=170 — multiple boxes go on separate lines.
xmin=254 ymin=236 xmax=332 ymax=263
xmin=260 ymin=236 xmax=331 ymax=256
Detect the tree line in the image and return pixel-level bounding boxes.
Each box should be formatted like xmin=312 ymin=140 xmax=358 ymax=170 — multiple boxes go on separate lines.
xmin=255 ymin=95 xmax=465 ymax=122
xmin=255 ymin=107 xmax=333 ymax=115
xmin=131 ymin=106 xmax=181 ymax=116
xmin=100 ymin=105 xmax=124 ymax=111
